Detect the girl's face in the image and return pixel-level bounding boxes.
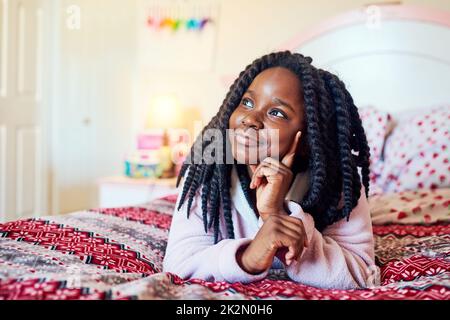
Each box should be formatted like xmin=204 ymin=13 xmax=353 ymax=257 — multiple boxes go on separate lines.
xmin=229 ymin=67 xmax=305 ymax=164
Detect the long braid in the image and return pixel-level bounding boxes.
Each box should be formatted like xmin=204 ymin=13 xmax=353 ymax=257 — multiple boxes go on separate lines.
xmin=186 ymin=164 xmax=206 ymax=217
xmin=236 ymin=163 xmax=257 ymax=213
xmin=310 ymin=68 xmax=342 ymax=225
xmin=296 ymin=59 xmax=327 ymax=210
xmin=219 ymin=163 xmax=234 ymax=239
xmin=177 ymin=165 xmax=197 ymax=212
xmin=325 ymin=72 xmax=355 ymax=220
xmin=213 ymin=188 xmax=221 ymax=244
xmin=344 ymin=89 xmax=371 ymax=198
xmin=200 ymin=166 xmax=214 ymax=233
xmin=207 ymin=170 xmax=220 ymax=231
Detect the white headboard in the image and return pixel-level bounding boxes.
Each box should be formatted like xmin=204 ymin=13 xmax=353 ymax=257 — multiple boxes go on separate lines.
xmin=278 ymin=5 xmax=450 ymax=115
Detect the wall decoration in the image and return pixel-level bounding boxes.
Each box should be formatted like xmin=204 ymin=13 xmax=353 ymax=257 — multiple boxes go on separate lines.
xmin=146 ymin=16 xmax=213 ymax=32
xmin=137 ymin=0 xmax=219 ymax=71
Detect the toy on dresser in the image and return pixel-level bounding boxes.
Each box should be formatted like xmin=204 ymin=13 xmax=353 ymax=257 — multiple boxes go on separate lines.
xmin=124 ymin=129 xmax=189 ymax=179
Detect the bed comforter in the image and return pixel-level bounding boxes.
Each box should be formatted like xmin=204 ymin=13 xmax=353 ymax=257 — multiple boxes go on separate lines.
xmin=1 ymin=189 xmax=449 ymax=300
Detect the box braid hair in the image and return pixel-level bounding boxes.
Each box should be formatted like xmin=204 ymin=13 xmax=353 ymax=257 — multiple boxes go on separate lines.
xmin=176 ymin=51 xmax=371 ymax=244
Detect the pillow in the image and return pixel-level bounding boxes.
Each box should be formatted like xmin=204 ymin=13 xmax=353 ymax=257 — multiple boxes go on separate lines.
xmin=377 ymin=106 xmax=450 ymax=193
xmin=358 ymin=106 xmax=395 ymax=195
xmin=369 ymin=187 xmax=450 ymax=225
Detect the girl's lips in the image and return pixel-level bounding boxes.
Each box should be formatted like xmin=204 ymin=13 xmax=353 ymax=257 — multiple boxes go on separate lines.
xmin=235 ymin=133 xmax=266 ymax=147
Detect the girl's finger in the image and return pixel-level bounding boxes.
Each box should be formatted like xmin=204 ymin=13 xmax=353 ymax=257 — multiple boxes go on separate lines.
xmin=270 ymin=220 xmax=307 ymax=264
xmin=251 ymin=164 xmax=278 ymax=188
xmin=257 ymin=165 xmax=282 ymax=179
xmin=274 ymin=224 xmax=303 ymax=241
xmin=281 ymin=131 xmax=302 ymax=168
xmin=274 ymin=217 xmax=304 ymax=236
xmin=261 ymin=158 xmax=291 ymax=177
xmin=286 ymin=250 xmax=294 ymax=259
xmin=250 ymin=166 xmax=263 ymax=189
xmin=281 ymin=216 xmax=309 ymax=249
xmin=251 ymin=158 xmax=291 ymax=189
xmin=256 ymin=165 xmax=281 ymax=188
xmin=251 ymin=174 xmax=264 ymax=189
xmin=270 ymin=230 xmax=302 ymax=265
xmin=249 ymin=163 xmax=263 ymax=188
xmin=295 ymin=248 xmax=305 ymax=263
xmin=286 ymin=245 xmax=296 ymax=266
xmin=282 ymin=216 xmax=309 ymax=249
xmin=262 ymin=157 xmax=290 ymax=173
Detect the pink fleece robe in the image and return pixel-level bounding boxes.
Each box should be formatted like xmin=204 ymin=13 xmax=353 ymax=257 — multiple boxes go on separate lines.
xmin=163 ymin=166 xmax=379 ymax=289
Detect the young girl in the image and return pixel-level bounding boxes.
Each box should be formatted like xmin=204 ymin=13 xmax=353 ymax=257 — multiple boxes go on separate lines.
xmin=163 ymin=51 xmax=379 ymax=289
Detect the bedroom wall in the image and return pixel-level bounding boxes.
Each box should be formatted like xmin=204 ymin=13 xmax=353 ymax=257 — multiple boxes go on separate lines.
xmin=49 ymin=0 xmax=450 ymax=214
xmin=132 ymin=0 xmax=450 ymax=128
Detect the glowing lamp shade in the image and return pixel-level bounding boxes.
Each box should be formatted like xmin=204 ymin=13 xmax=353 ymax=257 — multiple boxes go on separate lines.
xmin=146 ymin=94 xmax=183 ymax=129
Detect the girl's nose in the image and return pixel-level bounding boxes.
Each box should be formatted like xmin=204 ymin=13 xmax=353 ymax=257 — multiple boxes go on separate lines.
xmin=241 ymin=111 xmax=264 ymax=130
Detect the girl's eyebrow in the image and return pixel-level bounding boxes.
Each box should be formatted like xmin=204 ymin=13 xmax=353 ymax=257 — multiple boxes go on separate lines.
xmin=247 ymin=89 xmax=295 ymax=113
xmin=246 ymin=90 xmax=256 ymax=98
xmin=273 ymin=97 xmax=295 ymax=113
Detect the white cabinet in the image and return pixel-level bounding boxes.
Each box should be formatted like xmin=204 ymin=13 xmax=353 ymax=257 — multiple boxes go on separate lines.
xmin=97 ymin=176 xmax=178 ymax=208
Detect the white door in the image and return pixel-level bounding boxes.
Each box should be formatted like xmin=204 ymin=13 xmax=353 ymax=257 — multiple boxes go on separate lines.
xmin=51 ymin=0 xmax=135 ymax=215
xmin=0 ymin=0 xmax=51 ymax=222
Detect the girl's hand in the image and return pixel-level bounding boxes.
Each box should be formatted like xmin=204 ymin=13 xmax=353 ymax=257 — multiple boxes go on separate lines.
xmin=249 ymin=131 xmax=301 ymax=221
xmin=236 ymin=214 xmax=308 ymax=274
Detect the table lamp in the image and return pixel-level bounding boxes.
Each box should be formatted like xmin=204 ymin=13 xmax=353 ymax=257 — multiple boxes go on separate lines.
xmin=145 ymin=94 xmax=180 ymax=178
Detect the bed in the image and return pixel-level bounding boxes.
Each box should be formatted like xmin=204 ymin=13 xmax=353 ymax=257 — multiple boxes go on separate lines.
xmin=1 ymin=4 xmax=449 ymax=300
xmin=0 ymin=191 xmax=449 ymax=300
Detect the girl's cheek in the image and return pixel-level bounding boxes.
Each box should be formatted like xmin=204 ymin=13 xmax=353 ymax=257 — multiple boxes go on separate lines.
xmin=279 ymin=130 xmax=297 ymax=154
xmin=228 ymin=117 xmax=235 ymax=129
xmin=229 ymin=111 xmax=241 ymax=129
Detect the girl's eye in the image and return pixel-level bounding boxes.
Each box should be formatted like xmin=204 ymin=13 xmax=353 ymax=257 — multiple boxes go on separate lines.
xmin=269 ymin=109 xmax=287 ymax=119
xmin=241 ymin=98 xmax=254 ymax=108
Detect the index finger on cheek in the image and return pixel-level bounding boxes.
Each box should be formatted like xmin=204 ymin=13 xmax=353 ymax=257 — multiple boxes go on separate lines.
xmin=249 ymin=163 xmax=264 ymax=188
xmin=281 ymin=131 xmax=301 ymax=168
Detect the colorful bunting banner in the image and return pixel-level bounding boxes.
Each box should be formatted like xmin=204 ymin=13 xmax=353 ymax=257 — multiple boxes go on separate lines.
xmin=147 ymin=16 xmax=213 ymax=31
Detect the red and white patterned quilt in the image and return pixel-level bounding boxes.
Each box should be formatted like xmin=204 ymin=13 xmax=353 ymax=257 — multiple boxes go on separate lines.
xmin=0 ymin=190 xmax=449 ymax=300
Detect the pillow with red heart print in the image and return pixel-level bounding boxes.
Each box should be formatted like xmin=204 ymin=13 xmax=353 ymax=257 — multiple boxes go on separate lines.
xmin=369 ymin=188 xmax=450 ymax=224
xmin=377 ymin=105 xmax=450 ymax=193
xmin=358 ymin=106 xmax=395 ymax=195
